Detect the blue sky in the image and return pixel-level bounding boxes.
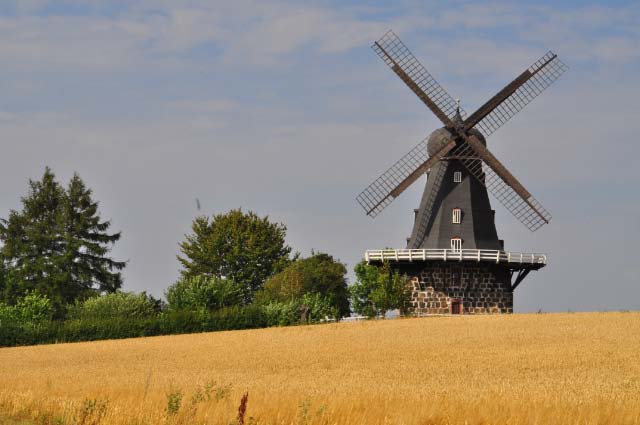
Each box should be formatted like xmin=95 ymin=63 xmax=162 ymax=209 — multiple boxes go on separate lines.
xmin=0 ymin=0 xmax=639 ymax=312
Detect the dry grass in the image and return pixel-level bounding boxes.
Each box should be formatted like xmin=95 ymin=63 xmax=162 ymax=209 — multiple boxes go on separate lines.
xmin=1 ymin=312 xmax=639 ymax=424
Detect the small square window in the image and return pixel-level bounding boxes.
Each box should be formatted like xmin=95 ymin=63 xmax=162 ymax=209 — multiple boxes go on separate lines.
xmin=451 ymin=237 xmax=462 ymax=252
xmin=453 ymin=171 xmax=462 ymax=183
xmin=452 ymin=208 xmax=461 ymax=224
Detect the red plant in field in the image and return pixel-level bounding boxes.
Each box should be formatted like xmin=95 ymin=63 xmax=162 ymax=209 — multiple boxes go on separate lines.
xmin=237 ymin=391 xmax=248 ymax=425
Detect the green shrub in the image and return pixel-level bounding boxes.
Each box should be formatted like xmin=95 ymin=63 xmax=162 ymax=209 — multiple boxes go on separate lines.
xmin=301 ymin=292 xmax=339 ymax=321
xmin=0 ymin=296 xmax=337 ymax=347
xmin=166 ymin=276 xmax=244 ymax=312
xmin=0 ymin=292 xmax=52 ymax=326
xmin=67 ymin=291 xmax=159 ymax=320
xmin=262 ymin=294 xmax=338 ymax=327
xmin=258 ymin=253 xmax=350 ymax=317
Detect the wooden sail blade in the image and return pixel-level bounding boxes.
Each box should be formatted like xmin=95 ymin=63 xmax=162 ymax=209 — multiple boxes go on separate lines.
xmin=408 ymin=161 xmax=448 ymax=248
xmin=356 ymin=139 xmax=455 ymax=217
xmin=452 ymin=135 xmax=552 ymax=231
xmin=466 ymin=51 xmax=567 ymax=137
xmin=372 ymin=30 xmax=465 ymax=127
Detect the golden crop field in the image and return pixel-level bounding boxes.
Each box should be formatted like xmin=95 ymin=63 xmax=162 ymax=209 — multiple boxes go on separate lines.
xmin=1 ymin=312 xmax=639 ymax=425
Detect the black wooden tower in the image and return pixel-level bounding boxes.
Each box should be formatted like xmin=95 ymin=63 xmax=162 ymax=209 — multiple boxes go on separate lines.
xmin=357 ymin=31 xmax=567 ymax=314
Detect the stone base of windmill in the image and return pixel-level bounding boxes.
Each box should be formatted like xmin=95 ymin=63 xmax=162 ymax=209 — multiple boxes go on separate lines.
xmin=365 ymin=249 xmax=546 ymax=315
xmin=406 ymin=263 xmax=513 ymax=315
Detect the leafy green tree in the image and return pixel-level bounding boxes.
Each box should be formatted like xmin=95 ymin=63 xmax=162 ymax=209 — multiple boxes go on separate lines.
xmin=350 ymin=261 xmax=379 ymax=317
xmin=0 ymin=168 xmax=124 ymax=312
xmin=166 ymin=275 xmax=244 ymax=311
xmin=177 ymin=209 xmax=291 ymax=303
xmin=258 ymin=252 xmax=350 ymax=317
xmin=350 ymin=261 xmax=410 ymax=318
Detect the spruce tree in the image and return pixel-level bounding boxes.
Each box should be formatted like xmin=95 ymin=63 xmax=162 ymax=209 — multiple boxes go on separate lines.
xmin=60 ymin=173 xmax=125 ymax=297
xmin=0 ymin=168 xmax=124 ymax=310
xmin=0 ymin=167 xmax=66 ymax=305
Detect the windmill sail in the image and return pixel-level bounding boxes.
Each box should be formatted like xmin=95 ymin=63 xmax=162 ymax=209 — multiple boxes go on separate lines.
xmin=466 ymin=51 xmax=567 ymax=137
xmin=372 ymin=30 xmax=467 ymax=126
xmin=356 ymin=139 xmax=454 ymax=217
xmin=450 ymin=138 xmax=551 ymax=231
xmin=362 ymin=29 xmax=562 ymax=233
xmin=409 ymin=161 xmax=448 ymax=247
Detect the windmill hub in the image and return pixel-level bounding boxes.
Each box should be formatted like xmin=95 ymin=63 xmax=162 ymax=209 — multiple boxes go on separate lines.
xmin=426 ymin=128 xmax=486 ymax=157
xmin=356 ymin=30 xmax=567 ymax=315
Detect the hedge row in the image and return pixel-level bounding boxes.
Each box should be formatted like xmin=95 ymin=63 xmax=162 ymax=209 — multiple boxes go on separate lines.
xmin=0 ymin=305 xmax=290 ymax=347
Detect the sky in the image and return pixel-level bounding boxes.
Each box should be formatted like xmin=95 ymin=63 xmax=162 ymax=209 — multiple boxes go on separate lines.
xmin=0 ymin=0 xmax=639 ymax=312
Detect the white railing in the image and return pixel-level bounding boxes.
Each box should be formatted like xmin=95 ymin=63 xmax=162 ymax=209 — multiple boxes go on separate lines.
xmin=364 ymin=249 xmax=546 ymax=265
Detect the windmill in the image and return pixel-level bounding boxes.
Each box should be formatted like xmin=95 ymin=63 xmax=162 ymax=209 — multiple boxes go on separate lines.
xmin=357 ymin=31 xmax=567 ymax=315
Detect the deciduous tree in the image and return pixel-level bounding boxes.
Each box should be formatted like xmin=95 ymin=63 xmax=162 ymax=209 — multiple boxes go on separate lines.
xmin=259 ymin=252 xmax=350 ymax=317
xmin=178 ymin=209 xmax=291 ymax=303
xmin=350 ymin=261 xmax=410 ymax=318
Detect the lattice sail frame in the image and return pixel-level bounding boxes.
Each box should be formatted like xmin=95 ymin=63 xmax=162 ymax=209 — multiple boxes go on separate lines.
xmin=373 ymin=30 xmax=467 ymax=122
xmin=473 ymin=51 xmax=568 ymax=137
xmin=356 ymin=139 xmax=430 ymax=217
xmin=358 ymin=29 xmax=468 ymax=217
xmin=449 ymin=142 xmax=552 ymax=231
xmin=411 ymin=162 xmax=447 ymax=247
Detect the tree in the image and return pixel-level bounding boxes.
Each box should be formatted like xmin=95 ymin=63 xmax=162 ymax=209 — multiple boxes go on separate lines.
xmin=259 ymin=252 xmax=350 ymax=317
xmin=1 ymin=168 xmax=66 ymax=306
xmin=0 ymin=168 xmax=124 ymax=311
xmin=177 ymin=209 xmax=291 ymax=303
xmin=60 ymin=173 xmax=125 ymax=295
xmin=350 ymin=261 xmax=410 ymax=318
xmin=165 ymin=275 xmax=244 ymax=311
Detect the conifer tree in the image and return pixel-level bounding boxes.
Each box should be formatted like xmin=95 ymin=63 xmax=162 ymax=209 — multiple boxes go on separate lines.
xmin=0 ymin=167 xmax=66 ymax=305
xmin=60 ymin=173 xmax=125 ymax=297
xmin=0 ymin=168 xmax=124 ymax=309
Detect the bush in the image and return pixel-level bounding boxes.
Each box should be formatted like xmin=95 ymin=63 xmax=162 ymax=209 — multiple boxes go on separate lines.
xmin=0 ymin=292 xmax=52 ymax=325
xmin=166 ymin=276 xmax=243 ymax=312
xmin=263 ymin=293 xmax=338 ymax=326
xmin=258 ymin=253 xmax=350 ymax=318
xmin=67 ymin=291 xmax=160 ymax=320
xmin=0 ymin=294 xmax=338 ymax=347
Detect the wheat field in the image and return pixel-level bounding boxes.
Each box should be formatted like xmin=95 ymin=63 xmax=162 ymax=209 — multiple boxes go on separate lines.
xmin=1 ymin=312 xmax=639 ymax=425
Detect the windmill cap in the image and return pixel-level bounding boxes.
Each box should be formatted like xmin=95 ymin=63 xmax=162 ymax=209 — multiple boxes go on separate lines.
xmin=427 ymin=127 xmax=487 ymax=157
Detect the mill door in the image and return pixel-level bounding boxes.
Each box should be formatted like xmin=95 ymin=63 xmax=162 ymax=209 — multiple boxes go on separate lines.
xmin=450 ymin=300 xmax=462 ymax=315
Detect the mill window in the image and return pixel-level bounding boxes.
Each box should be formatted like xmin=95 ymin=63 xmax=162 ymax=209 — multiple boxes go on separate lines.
xmin=451 ymin=237 xmax=462 ymax=252
xmin=453 ymin=171 xmax=462 ymax=183
xmin=452 ymin=208 xmax=461 ymax=224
